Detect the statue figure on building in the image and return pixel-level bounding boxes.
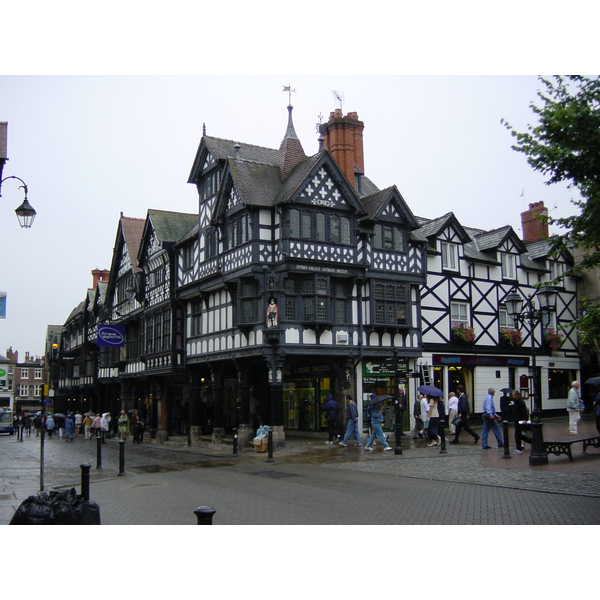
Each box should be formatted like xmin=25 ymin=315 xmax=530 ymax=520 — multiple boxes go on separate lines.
xmin=266 ymin=297 xmax=279 ymax=327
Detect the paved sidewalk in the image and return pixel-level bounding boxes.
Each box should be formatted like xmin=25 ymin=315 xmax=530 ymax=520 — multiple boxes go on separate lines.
xmin=2 ymin=415 xmax=599 ymax=525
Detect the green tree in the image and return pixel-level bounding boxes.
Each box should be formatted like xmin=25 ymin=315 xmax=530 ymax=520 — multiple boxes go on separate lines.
xmin=502 ymin=75 xmax=600 ymax=347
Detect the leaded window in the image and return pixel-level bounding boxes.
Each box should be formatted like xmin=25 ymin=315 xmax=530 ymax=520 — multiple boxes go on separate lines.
xmin=372 ymin=281 xmax=409 ymax=326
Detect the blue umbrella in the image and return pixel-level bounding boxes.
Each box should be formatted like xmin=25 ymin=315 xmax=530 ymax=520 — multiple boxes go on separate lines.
xmin=418 ymin=385 xmax=444 ymax=397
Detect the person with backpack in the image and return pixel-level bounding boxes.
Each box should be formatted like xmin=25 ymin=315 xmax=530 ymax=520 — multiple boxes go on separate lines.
xmin=322 ymin=394 xmax=340 ymax=445
xmin=448 ymin=385 xmax=480 ymax=445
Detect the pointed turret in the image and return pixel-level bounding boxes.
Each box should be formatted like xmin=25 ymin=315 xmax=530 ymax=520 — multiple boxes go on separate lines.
xmin=274 ymin=104 xmax=307 ymax=180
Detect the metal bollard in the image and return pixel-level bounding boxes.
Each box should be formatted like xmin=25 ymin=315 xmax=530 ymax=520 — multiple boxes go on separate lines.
xmin=267 ymin=428 xmax=274 ymax=463
xmin=502 ymin=420 xmax=512 ymax=459
xmin=232 ymin=428 xmax=238 ymax=457
xmin=439 ymin=419 xmax=447 ymax=454
xmin=118 ymin=439 xmax=126 ymax=475
xmin=96 ymin=434 xmax=102 ymax=469
xmin=194 ymin=506 xmax=216 ymax=525
xmin=80 ymin=463 xmax=91 ymax=501
xmin=394 ymin=404 xmax=403 ymax=455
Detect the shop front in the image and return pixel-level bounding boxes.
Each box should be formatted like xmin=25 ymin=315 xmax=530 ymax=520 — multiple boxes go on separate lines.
xmin=362 ymin=359 xmax=411 ymax=433
xmin=283 ymin=363 xmax=332 ymax=432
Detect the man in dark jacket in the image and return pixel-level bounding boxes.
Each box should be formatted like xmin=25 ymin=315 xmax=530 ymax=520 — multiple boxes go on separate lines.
xmin=511 ymin=390 xmax=532 ymax=454
xmin=448 ymin=385 xmax=480 ymax=445
xmin=322 ymin=394 xmax=340 ymax=444
xmin=339 ymin=394 xmax=362 ymax=447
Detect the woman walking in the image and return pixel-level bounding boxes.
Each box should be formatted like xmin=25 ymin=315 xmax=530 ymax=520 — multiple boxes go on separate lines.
xmin=426 ymin=396 xmax=441 ymax=446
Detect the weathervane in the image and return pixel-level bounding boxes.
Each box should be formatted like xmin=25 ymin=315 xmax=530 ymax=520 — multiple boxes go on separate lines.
xmin=283 ymin=84 xmax=296 ymax=105
xmin=315 ymin=113 xmax=323 ymax=134
xmin=333 ymin=90 xmax=344 ymax=111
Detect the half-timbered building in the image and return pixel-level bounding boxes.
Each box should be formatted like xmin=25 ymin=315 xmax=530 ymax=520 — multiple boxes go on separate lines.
xmin=178 ymin=106 xmax=427 ymax=446
xmin=417 ymin=201 xmax=579 ymax=414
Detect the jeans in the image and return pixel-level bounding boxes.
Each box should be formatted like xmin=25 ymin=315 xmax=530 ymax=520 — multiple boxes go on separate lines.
xmin=514 ymin=421 xmax=532 ymax=451
xmin=481 ymin=416 xmax=503 ymax=447
xmin=326 ymin=418 xmax=338 ymax=442
xmin=343 ymin=418 xmax=361 ymax=444
xmin=365 ymin=421 xmax=390 ymax=448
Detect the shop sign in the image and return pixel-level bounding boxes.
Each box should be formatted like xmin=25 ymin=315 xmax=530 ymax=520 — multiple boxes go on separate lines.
xmin=97 ymin=325 xmax=126 ymax=347
xmin=363 ymin=360 xmax=409 ymax=376
xmin=291 ymin=364 xmax=331 ymax=377
xmin=434 ymin=355 xmax=529 ymax=367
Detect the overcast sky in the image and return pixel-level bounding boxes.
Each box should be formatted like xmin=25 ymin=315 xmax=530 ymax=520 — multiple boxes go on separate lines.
xmin=0 ymin=75 xmax=586 ymax=358
xmin=1 ymin=3 xmax=594 ymax=361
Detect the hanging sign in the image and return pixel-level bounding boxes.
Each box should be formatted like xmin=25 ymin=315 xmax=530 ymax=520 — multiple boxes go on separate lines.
xmin=97 ymin=324 xmax=125 ymax=347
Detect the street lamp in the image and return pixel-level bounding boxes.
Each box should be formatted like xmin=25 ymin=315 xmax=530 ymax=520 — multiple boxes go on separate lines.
xmin=3 ymin=176 xmax=37 ymax=228
xmin=504 ymin=285 xmax=559 ymax=466
xmin=1 ymin=175 xmax=37 ymax=228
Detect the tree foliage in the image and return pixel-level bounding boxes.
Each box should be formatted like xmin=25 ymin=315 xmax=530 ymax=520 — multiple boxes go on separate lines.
xmin=502 ymin=75 xmax=600 ymax=346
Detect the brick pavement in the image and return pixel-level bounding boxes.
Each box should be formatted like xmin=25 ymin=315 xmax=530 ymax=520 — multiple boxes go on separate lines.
xmin=2 ymin=415 xmax=599 ymax=525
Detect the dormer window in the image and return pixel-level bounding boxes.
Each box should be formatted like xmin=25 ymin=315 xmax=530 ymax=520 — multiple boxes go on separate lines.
xmin=374 ymin=224 xmax=405 ymax=252
xmin=502 ymin=253 xmax=516 ymax=280
xmin=441 ymin=242 xmax=458 ymax=270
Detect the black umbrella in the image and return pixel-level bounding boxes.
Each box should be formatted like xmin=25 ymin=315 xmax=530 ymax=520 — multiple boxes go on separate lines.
xmin=368 ymin=394 xmax=393 ymax=406
xmin=500 ymin=387 xmax=514 ymax=394
xmin=53 ymin=413 xmax=66 ymax=418
xmin=584 ymin=376 xmax=600 ymax=385
xmin=417 ymin=385 xmax=444 ymax=397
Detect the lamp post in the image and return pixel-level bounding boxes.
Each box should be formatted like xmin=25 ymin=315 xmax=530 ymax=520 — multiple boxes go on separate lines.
xmin=504 ymin=285 xmax=559 ymax=466
xmin=1 ymin=175 xmax=37 ymax=228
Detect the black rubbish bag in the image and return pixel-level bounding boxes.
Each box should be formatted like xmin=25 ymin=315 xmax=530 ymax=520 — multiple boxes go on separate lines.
xmin=9 ymin=487 xmax=101 ymax=525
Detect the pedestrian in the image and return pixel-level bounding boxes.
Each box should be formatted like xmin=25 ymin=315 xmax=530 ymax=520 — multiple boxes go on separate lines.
xmin=339 ymin=394 xmax=362 ymax=447
xmin=92 ymin=413 xmax=102 ymax=438
xmin=117 ymin=410 xmax=130 ymax=441
xmin=411 ymin=395 xmax=424 ymax=439
xmin=499 ymin=389 xmax=512 ymax=420
xmin=23 ymin=413 xmax=32 ymax=437
xmin=55 ymin=413 xmax=65 ymax=438
xmin=426 ymin=395 xmax=441 ymax=446
xmin=45 ymin=413 xmax=55 ymax=438
xmin=100 ymin=412 xmax=110 ymax=443
xmin=132 ymin=410 xmax=144 ymax=444
xmin=510 ymin=390 xmax=532 ymax=454
xmin=449 ymin=385 xmax=480 ymax=445
xmin=33 ymin=413 xmax=42 ymax=437
xmin=593 ymin=388 xmax=600 ymax=435
xmin=82 ymin=413 xmax=93 ymax=439
xmin=481 ymin=387 xmax=504 ymax=449
xmin=447 ymin=392 xmax=458 ymax=435
xmin=74 ymin=411 xmax=82 ymax=436
xmin=64 ymin=413 xmax=75 ymax=442
xmin=566 ymin=380 xmax=582 ymax=435
xmin=322 ymin=394 xmax=340 ymax=444
xmin=420 ymin=393 xmax=430 ymax=439
xmin=364 ymin=396 xmax=393 ymax=451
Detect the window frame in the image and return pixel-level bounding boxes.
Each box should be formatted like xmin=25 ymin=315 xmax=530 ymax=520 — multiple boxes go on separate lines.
xmin=371 ymin=281 xmax=410 ymax=327
xmin=441 ymin=241 xmax=458 ymax=271
xmin=450 ymin=301 xmax=469 ymax=328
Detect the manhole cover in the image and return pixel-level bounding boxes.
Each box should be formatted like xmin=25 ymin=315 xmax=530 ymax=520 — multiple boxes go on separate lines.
xmin=250 ymin=471 xmax=300 ymax=480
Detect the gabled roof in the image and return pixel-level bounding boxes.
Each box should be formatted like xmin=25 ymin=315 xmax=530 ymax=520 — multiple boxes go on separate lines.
xmin=415 ymin=212 xmax=472 ymax=243
xmin=148 ymin=209 xmax=197 ymax=244
xmin=120 ymin=216 xmax=145 ymax=274
xmin=360 ymin=186 xmax=419 ymax=229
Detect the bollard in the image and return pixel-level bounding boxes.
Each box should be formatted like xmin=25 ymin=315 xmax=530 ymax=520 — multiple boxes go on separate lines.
xmin=267 ymin=428 xmax=274 ymax=463
xmin=96 ymin=433 xmax=102 ymax=469
xmin=232 ymin=428 xmax=238 ymax=458
xmin=194 ymin=506 xmax=216 ymax=525
xmin=118 ymin=439 xmax=126 ymax=475
xmin=80 ymin=463 xmax=91 ymax=501
xmin=439 ymin=419 xmax=447 ymax=454
xmin=502 ymin=420 xmax=512 ymax=459
xmin=394 ymin=403 xmax=403 ymax=455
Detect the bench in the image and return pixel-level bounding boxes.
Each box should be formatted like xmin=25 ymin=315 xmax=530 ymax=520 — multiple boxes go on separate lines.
xmin=544 ymin=435 xmax=600 ymax=462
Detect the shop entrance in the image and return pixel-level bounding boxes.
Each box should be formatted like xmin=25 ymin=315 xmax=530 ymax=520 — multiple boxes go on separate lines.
xmin=283 ymin=377 xmax=331 ymax=432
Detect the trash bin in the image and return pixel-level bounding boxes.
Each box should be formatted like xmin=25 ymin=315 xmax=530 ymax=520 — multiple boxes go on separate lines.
xmin=9 ymin=487 xmax=101 ymax=525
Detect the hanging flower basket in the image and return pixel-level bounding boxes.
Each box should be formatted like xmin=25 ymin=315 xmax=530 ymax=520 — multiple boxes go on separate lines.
xmin=544 ymin=329 xmax=564 ymax=350
xmin=500 ymin=327 xmax=522 ymax=346
xmin=452 ymin=324 xmax=475 ymax=343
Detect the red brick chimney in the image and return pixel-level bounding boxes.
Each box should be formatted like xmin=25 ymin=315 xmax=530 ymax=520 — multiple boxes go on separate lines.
xmin=521 ymin=202 xmax=549 ymax=242
xmin=321 ymin=109 xmax=364 ymax=189
xmin=91 ymin=269 xmax=110 ymax=289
